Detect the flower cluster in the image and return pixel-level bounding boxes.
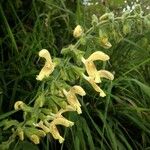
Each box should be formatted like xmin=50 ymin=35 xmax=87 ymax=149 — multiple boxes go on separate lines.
xmin=34 ymin=106 xmax=75 ymax=143
xmin=13 ymin=49 xmax=86 ymax=144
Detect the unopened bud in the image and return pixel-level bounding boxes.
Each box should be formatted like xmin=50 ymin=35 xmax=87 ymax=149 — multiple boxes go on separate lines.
xmin=73 ymin=25 xmax=83 ymax=38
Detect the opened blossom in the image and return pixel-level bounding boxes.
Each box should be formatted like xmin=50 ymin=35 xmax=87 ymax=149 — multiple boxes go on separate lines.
xmin=82 ymin=51 xmax=114 ymax=96
xmin=36 ymin=49 xmax=55 ymax=81
xmin=35 ymin=106 xmax=75 ymax=143
xmin=63 ymin=85 xmax=86 ymax=114
xmin=81 ymin=51 xmax=109 ymax=83
xmin=47 ymin=122 xmax=64 ymax=143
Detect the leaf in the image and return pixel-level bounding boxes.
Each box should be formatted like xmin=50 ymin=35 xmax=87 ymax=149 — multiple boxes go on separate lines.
xmin=80 ymin=117 xmax=95 ymax=150
xmin=10 ymin=141 xmax=39 ymax=150
xmin=131 ymin=79 xmax=150 ymax=97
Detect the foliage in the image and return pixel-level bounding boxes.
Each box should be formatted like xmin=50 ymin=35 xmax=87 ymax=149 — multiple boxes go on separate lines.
xmin=0 ymin=0 xmax=150 ymax=150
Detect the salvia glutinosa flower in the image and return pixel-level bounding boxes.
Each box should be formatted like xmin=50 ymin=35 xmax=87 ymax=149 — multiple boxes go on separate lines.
xmin=29 ymin=134 xmax=40 ymax=144
xmin=35 ymin=105 xmax=75 ymax=143
xmin=36 ymin=49 xmax=55 ymax=81
xmin=73 ymin=25 xmax=83 ymax=38
xmin=35 ymin=121 xmax=50 ymax=133
xmin=17 ymin=127 xmax=24 ymax=141
xmin=44 ymin=116 xmax=74 ymax=143
xmin=63 ymin=85 xmax=86 ymax=114
xmin=81 ymin=51 xmax=110 ymax=83
xmin=81 ymin=51 xmax=114 ymax=97
xmin=47 ymin=122 xmax=65 ymax=143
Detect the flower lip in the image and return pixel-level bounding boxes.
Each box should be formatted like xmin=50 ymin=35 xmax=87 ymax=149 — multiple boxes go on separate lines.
xmin=39 ymin=49 xmax=49 ymax=57
xmin=87 ymin=51 xmax=110 ymax=62
xmin=98 ymin=70 xmax=114 ymax=80
xmin=70 ymin=85 xmax=86 ymax=96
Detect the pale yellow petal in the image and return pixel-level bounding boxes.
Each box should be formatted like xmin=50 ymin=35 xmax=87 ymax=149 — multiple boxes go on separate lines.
xmin=36 ymin=62 xmax=55 ymax=81
xmin=30 ymin=134 xmax=40 ymax=144
xmin=88 ymin=78 xmax=106 ymax=97
xmin=36 ymin=49 xmax=55 ymax=81
xmin=53 ymin=117 xmax=74 ymax=127
xmin=39 ymin=49 xmax=52 ymax=63
xmin=57 ymin=105 xmax=75 ymax=116
xmin=49 ymin=124 xmax=64 ymax=143
xmin=17 ymin=128 xmax=24 ymax=141
xmin=36 ymin=121 xmax=50 ymax=133
xmin=73 ymin=25 xmax=83 ymax=38
xmin=67 ymin=93 xmax=82 ymax=114
xmin=87 ymin=51 xmax=110 ymax=62
xmin=83 ymin=75 xmax=106 ymax=97
xmin=83 ymin=61 xmax=101 ymax=83
xmin=63 ymin=89 xmax=82 ymax=114
xmin=98 ymin=70 xmax=114 ymax=80
xmin=71 ymin=85 xmax=86 ymax=96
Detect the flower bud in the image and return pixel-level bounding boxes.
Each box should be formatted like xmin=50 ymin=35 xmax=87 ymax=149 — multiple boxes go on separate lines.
xmin=17 ymin=127 xmax=24 ymax=141
xmin=73 ymin=25 xmax=83 ymax=38
xmin=29 ymin=134 xmax=40 ymax=144
xmin=14 ymin=101 xmax=24 ymax=110
xmin=99 ymin=36 xmax=112 ymax=49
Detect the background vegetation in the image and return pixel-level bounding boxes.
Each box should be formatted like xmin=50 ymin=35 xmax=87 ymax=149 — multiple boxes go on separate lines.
xmin=0 ymin=0 xmax=150 ymax=149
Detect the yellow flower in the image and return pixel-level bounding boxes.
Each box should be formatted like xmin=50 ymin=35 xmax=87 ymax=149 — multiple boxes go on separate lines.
xmin=52 ymin=106 xmax=75 ymax=127
xmin=35 ymin=121 xmax=50 ymax=133
xmin=81 ymin=51 xmax=114 ymax=97
xmin=53 ymin=116 xmax=74 ymax=127
xmin=36 ymin=49 xmax=55 ymax=81
xmin=29 ymin=134 xmax=40 ymax=144
xmin=70 ymin=85 xmax=86 ymax=96
xmin=63 ymin=86 xmax=86 ymax=114
xmin=81 ymin=51 xmax=110 ymax=83
xmin=98 ymin=70 xmax=114 ymax=81
xmin=45 ymin=121 xmax=64 ymax=143
xmin=86 ymin=51 xmax=110 ymax=62
xmin=73 ymin=25 xmax=83 ymax=38
xmin=83 ymin=74 xmax=106 ymax=97
xmin=17 ymin=128 xmax=24 ymax=141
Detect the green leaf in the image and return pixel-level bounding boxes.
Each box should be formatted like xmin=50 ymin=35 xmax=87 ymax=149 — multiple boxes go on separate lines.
xmin=131 ymin=79 xmax=150 ymax=97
